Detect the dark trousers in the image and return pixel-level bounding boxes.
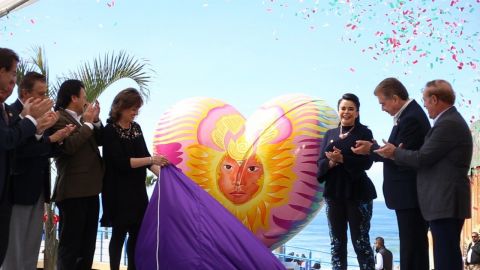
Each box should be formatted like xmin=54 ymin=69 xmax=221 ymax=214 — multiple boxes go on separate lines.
xmin=326 ymin=199 xmax=375 ymax=270
xmin=395 ymin=208 xmax=429 ymax=270
xmin=429 ymin=218 xmax=464 ymax=270
xmin=56 ymin=196 xmax=99 ymax=270
xmin=109 ymin=222 xmax=141 ymax=270
xmin=0 ymin=198 xmax=11 ymax=267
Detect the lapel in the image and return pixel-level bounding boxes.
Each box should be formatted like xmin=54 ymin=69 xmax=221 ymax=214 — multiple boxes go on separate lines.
xmin=425 ymin=107 xmax=456 ymax=139
xmin=3 ymin=104 xmax=19 ymax=125
xmin=59 ymin=109 xmax=101 ymax=154
xmin=388 ymin=100 xmax=417 ymax=142
xmin=59 ymin=109 xmax=82 ymax=128
xmin=388 ymin=125 xmax=399 ymax=142
xmin=11 ymin=99 xmax=23 ymax=113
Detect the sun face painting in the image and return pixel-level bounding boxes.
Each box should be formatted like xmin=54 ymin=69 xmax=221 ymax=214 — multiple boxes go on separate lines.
xmin=153 ymin=94 xmax=338 ymax=248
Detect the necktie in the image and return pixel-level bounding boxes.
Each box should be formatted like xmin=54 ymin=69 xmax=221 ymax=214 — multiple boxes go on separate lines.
xmin=1 ymin=104 xmax=9 ymax=125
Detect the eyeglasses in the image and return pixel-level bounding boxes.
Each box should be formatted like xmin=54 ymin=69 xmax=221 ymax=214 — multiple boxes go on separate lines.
xmin=472 ymin=235 xmax=478 ymax=238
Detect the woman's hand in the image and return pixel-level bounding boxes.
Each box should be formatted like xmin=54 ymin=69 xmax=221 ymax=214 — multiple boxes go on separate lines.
xmin=325 ymin=146 xmax=344 ymax=164
xmin=151 ymin=155 xmax=170 ymax=167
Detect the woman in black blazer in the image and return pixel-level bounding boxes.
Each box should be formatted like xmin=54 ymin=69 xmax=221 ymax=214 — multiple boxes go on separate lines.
xmin=317 ymin=93 xmax=376 ymax=270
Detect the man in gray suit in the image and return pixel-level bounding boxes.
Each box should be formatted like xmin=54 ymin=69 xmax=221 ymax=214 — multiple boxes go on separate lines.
xmin=376 ymin=79 xmax=473 ymax=270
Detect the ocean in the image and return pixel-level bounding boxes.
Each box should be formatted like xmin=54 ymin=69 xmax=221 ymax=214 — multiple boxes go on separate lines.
xmin=284 ymin=200 xmax=400 ymax=269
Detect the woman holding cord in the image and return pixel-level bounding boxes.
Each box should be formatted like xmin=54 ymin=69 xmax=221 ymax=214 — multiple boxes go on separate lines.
xmin=100 ymin=88 xmax=169 ymax=270
xmin=317 ymin=93 xmax=377 ymax=270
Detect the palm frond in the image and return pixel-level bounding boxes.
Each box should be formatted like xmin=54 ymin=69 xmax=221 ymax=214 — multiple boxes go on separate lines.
xmin=30 ymin=45 xmax=48 ymax=80
xmin=54 ymin=51 xmax=154 ymax=102
xmin=16 ymin=59 xmax=33 ymax=87
xmin=15 ymin=46 xmax=51 ymax=95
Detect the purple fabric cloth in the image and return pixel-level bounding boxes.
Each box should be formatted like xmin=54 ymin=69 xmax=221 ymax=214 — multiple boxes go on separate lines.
xmin=135 ymin=165 xmax=286 ymax=270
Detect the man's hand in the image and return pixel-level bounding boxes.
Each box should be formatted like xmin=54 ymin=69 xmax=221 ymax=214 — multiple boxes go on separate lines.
xmin=351 ymin=140 xmax=374 ymax=155
xmin=373 ymin=139 xmax=397 ymax=159
xmin=92 ymin=100 xmax=101 ymax=122
xmin=22 ymin=98 xmax=54 ymax=119
xmin=82 ymin=103 xmax=96 ymax=123
xmin=36 ymin=111 xmax=58 ymax=134
xmin=49 ymin=124 xmax=76 ymax=143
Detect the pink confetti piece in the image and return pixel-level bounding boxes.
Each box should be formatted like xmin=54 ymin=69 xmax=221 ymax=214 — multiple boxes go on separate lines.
xmin=30 ymin=19 xmax=35 ymax=24
xmin=349 ymin=67 xmax=355 ymax=72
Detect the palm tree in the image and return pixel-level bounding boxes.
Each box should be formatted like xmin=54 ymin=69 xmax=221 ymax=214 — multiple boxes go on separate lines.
xmin=17 ymin=46 xmax=153 ymax=270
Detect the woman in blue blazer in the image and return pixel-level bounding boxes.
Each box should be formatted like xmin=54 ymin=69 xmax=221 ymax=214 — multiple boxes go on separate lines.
xmin=317 ymin=93 xmax=377 ymax=270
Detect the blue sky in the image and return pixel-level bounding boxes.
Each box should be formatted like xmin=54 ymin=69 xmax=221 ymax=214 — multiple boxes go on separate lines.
xmin=1 ymin=0 xmax=479 ymax=201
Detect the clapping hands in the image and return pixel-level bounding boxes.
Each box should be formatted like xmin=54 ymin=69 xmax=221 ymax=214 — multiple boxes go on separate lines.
xmin=82 ymin=101 xmax=100 ymax=123
xmin=373 ymin=139 xmax=403 ymax=159
xmin=325 ymin=146 xmax=343 ymax=168
xmin=22 ymin=97 xmax=54 ymax=119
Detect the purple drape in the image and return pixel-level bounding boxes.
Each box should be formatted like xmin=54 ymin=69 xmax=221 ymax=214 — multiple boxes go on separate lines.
xmin=135 ymin=165 xmax=286 ymax=270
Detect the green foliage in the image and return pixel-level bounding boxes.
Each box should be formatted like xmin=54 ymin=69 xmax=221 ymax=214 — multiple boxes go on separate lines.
xmin=59 ymin=50 xmax=153 ymax=101
xmin=145 ymin=173 xmax=157 ymax=187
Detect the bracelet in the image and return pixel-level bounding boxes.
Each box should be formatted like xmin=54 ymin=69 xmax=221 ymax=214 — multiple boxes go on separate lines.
xmin=149 ymin=156 xmax=153 ymax=165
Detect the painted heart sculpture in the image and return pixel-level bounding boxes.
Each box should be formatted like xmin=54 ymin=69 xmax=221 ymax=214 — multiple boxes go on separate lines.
xmin=153 ymin=94 xmax=338 ymax=249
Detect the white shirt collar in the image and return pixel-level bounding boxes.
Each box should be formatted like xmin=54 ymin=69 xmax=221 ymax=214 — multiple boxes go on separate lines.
xmin=433 ymin=106 xmax=453 ymax=125
xmin=393 ymin=99 xmax=412 ymax=125
xmin=65 ymin=109 xmax=82 ymax=124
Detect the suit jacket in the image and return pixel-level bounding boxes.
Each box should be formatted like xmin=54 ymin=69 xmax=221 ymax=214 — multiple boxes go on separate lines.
xmin=467 ymin=242 xmax=480 ymax=265
xmin=0 ymin=103 xmax=37 ymax=202
xmin=9 ymin=99 xmax=55 ymax=205
xmin=395 ymin=106 xmax=472 ymax=221
xmin=50 ymin=109 xmax=104 ymax=202
xmin=372 ymin=100 xmax=430 ymax=210
xmin=317 ymin=124 xmax=377 ymax=201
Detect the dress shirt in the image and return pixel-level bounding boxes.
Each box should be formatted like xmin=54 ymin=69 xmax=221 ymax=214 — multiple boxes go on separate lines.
xmin=393 ymin=99 xmax=413 ymax=125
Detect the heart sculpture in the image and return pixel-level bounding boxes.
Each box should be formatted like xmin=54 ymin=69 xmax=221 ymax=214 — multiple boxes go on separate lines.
xmin=153 ymin=94 xmax=338 ymax=249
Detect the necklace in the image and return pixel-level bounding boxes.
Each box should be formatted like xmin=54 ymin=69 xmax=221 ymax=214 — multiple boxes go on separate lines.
xmin=118 ymin=121 xmax=132 ymax=131
xmin=339 ymin=125 xmax=355 ymax=139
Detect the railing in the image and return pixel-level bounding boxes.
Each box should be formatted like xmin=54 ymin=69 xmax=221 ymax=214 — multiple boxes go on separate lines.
xmin=273 ymin=244 xmax=401 ymax=270
xmin=39 ymin=230 xmax=400 ymax=269
xmin=39 ymin=228 xmax=128 ymax=266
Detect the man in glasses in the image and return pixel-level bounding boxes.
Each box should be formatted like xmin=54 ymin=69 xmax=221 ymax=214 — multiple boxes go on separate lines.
xmin=465 ymin=232 xmax=480 ymax=270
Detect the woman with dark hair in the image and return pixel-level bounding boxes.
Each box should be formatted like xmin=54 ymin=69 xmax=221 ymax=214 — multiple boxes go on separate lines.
xmin=317 ymin=93 xmax=376 ymax=270
xmin=100 ymin=88 xmax=169 ymax=270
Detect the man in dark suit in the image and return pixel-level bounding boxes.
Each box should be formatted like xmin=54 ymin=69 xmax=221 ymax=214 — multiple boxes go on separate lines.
xmin=352 ymin=78 xmax=430 ymax=270
xmin=1 ymin=72 xmax=75 ymax=270
xmin=465 ymin=232 xmax=480 ymax=270
xmin=376 ymin=79 xmax=472 ymax=270
xmin=50 ymin=79 xmax=104 ymax=270
xmin=0 ymin=47 xmax=55 ymax=266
